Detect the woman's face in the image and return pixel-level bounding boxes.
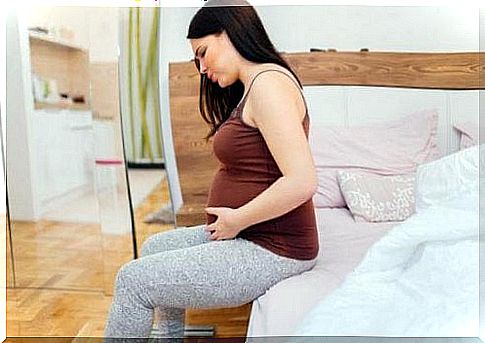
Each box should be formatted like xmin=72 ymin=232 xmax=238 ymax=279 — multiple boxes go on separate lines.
xmin=190 ymin=31 xmax=240 ymax=88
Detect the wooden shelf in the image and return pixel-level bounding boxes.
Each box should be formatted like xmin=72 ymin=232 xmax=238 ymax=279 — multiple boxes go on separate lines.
xmin=29 ymin=36 xmax=91 ymax=112
xmin=34 ymin=101 xmax=90 ymax=111
xmin=29 ymin=31 xmax=86 ymax=51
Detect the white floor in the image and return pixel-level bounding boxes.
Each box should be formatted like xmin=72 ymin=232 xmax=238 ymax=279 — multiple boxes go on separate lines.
xmin=42 ymin=168 xmax=166 ymax=224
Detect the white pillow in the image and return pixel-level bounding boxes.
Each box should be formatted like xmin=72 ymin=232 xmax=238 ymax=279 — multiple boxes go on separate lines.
xmin=453 ymin=121 xmax=478 ymax=150
xmin=310 ymin=109 xmax=440 ymax=208
xmin=415 ymin=145 xmax=479 ymax=211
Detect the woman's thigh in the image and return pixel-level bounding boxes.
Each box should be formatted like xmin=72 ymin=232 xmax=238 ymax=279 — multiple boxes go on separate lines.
xmin=117 ymin=238 xmax=317 ymax=310
xmin=140 ymin=224 xmax=210 ymax=257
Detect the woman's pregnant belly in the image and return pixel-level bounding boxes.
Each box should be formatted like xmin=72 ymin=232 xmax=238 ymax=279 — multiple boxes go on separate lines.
xmin=206 ymin=169 xmax=271 ymax=223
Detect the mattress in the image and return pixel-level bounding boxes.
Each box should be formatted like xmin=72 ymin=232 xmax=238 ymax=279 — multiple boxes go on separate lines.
xmin=246 ymin=207 xmax=397 ymax=338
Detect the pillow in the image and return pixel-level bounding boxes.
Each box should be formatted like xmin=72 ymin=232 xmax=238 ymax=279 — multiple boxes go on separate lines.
xmin=337 ymin=171 xmax=416 ymax=222
xmin=415 ymin=144 xmax=479 ymax=211
xmin=309 ymin=109 xmax=440 ymax=208
xmin=453 ymin=121 xmax=478 ymax=150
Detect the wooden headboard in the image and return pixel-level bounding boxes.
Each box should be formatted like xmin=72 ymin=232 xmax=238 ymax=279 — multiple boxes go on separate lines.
xmin=168 ymin=51 xmax=483 ymax=227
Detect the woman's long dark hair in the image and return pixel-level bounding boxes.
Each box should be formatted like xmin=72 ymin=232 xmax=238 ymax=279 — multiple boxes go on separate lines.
xmin=187 ymin=0 xmax=302 ymax=141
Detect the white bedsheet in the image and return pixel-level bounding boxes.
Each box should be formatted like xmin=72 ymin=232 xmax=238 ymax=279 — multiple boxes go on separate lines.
xmin=292 ymin=191 xmax=479 ymax=338
xmin=247 ymin=145 xmax=480 ymax=340
xmin=246 ymin=207 xmax=397 ymax=337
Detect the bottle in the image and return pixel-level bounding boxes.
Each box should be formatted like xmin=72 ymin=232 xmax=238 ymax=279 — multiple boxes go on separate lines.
xmin=94 ymin=158 xmax=132 ymax=235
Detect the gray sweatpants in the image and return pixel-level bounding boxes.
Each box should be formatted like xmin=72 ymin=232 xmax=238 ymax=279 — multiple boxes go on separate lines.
xmin=104 ymin=224 xmax=317 ymax=339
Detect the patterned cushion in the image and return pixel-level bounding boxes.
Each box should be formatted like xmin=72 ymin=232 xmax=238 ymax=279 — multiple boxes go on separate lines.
xmin=338 ymin=171 xmax=416 ymax=222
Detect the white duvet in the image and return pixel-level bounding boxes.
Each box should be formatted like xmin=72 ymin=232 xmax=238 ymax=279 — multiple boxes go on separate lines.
xmin=292 ymin=145 xmax=480 ymax=338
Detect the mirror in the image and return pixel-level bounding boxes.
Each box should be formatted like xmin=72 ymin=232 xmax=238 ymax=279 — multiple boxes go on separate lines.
xmin=1 ymin=106 xmax=13 ymax=289
xmin=6 ymin=7 xmax=135 ymax=295
xmin=6 ymin=6 xmax=175 ymax=299
xmin=4 ymin=6 xmax=187 ymax=337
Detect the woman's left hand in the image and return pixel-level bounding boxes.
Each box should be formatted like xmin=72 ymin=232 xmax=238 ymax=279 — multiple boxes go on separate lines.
xmin=204 ymin=207 xmax=244 ymax=240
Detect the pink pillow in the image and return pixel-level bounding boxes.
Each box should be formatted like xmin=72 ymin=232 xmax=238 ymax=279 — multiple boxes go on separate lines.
xmin=309 ymin=109 xmax=440 ymax=208
xmin=337 ymin=170 xmax=416 ymax=222
xmin=453 ymin=121 xmax=478 ymax=150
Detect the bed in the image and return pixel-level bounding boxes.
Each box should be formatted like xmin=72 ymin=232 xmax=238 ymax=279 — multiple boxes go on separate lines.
xmin=246 ymin=207 xmax=396 ymax=337
xmin=168 ymin=50 xmax=482 ymax=339
xmin=247 ymin=145 xmax=479 ymax=340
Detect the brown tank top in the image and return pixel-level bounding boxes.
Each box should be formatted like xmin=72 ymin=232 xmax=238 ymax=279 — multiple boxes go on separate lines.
xmin=206 ymin=69 xmax=319 ymax=260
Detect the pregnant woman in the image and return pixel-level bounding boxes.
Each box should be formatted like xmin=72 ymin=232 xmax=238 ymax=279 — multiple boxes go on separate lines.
xmin=104 ymin=0 xmax=319 ymax=340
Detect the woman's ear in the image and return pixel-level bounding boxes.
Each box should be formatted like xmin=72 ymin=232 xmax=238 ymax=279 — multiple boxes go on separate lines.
xmin=213 ymin=31 xmax=225 ymax=42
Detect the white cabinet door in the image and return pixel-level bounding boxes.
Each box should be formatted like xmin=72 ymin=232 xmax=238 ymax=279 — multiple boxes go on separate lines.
xmin=32 ymin=109 xmax=95 ymax=207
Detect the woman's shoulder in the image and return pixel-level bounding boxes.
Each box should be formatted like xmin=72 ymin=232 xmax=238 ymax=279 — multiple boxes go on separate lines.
xmin=245 ymin=64 xmax=306 ymax=124
xmin=250 ymin=64 xmax=303 ymax=99
xmin=255 ymin=63 xmax=298 ymax=83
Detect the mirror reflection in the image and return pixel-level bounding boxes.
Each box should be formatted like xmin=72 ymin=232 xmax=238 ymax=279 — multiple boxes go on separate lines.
xmin=6 ymin=5 xmax=175 ymax=325
xmin=6 ymin=7 xmax=138 ymax=296
xmin=118 ymin=7 xmax=175 ymax=255
xmin=6 ymin=4 xmax=203 ymax=338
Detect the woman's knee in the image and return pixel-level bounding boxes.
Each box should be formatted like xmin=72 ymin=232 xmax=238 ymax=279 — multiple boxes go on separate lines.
xmin=114 ymin=260 xmax=147 ymax=294
xmin=112 ymin=259 xmax=156 ymax=309
xmin=140 ymin=231 xmax=170 ymax=257
xmin=140 ymin=226 xmax=209 ymax=257
xmin=114 ymin=260 xmax=136 ymax=289
xmin=140 ymin=234 xmax=157 ymax=257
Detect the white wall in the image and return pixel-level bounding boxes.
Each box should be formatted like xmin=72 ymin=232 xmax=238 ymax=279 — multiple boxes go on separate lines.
xmin=159 ymin=5 xmax=479 ymax=213
xmin=86 ymin=7 xmax=120 ymax=63
xmin=25 ymin=7 xmax=119 ymax=62
xmin=6 ymin=11 xmax=39 ymax=221
xmin=24 ymin=7 xmax=90 ymax=50
xmin=258 ymin=6 xmax=477 ymax=53
xmin=1 ymin=10 xmax=6 ymax=218
xmin=161 ymin=5 xmax=478 ymax=61
xmin=0 ymin=8 xmax=6 ymax=343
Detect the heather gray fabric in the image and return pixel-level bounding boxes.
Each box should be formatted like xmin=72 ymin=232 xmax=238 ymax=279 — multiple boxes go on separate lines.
xmin=104 ymin=225 xmax=317 ymax=340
